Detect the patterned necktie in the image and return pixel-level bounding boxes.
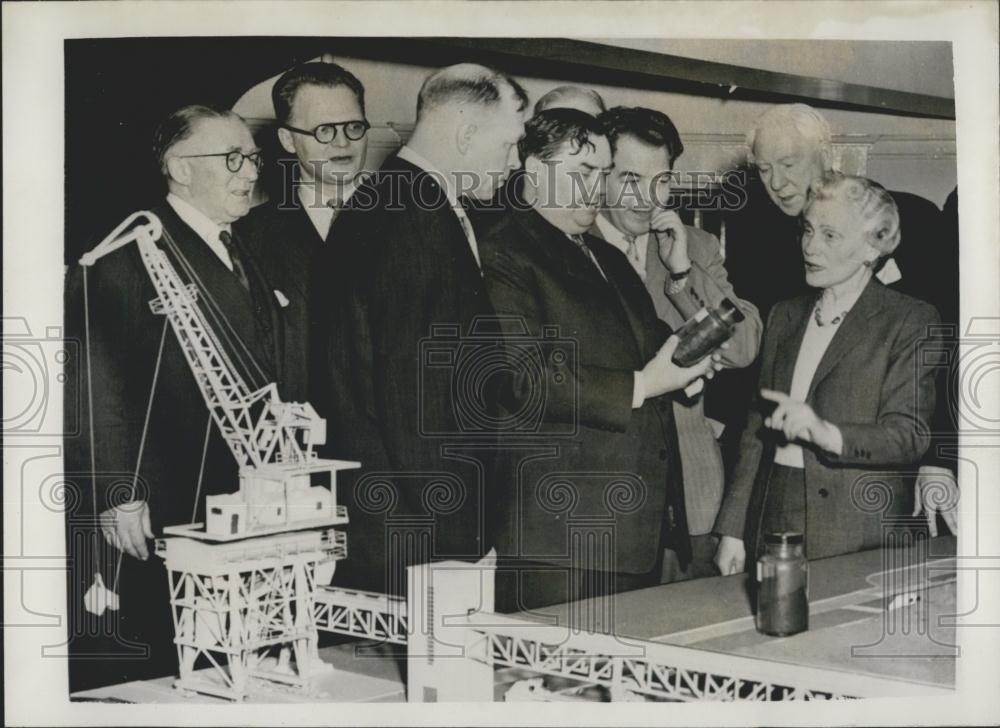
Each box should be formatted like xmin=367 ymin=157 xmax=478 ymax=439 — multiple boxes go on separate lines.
xmin=570 ymin=234 xmax=607 ymax=281
xmin=623 ymin=233 xmax=645 ymax=281
xmin=218 ymin=229 xmax=250 ymax=291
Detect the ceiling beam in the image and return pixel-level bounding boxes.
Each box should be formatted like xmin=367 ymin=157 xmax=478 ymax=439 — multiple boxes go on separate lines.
xmin=325 ymin=37 xmax=955 ymax=120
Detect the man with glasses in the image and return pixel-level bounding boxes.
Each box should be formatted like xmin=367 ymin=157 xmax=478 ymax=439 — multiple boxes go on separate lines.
xmin=239 ymin=61 xmax=369 ymax=403
xmin=64 ymin=104 xmax=282 ymax=688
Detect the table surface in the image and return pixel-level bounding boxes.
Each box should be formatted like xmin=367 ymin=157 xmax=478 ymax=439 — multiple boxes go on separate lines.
xmin=72 ymin=537 xmax=956 ymax=702
xmin=516 ymin=536 xmax=957 ymax=690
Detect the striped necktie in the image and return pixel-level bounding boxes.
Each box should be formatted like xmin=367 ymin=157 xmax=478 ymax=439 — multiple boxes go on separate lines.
xmin=623 ymin=233 xmax=646 ymax=281
xmin=218 ymin=229 xmax=250 ymax=291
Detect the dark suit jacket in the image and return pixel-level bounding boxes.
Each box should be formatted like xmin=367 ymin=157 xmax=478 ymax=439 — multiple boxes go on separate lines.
xmin=65 ymin=202 xmax=283 ymax=530
xmin=587 ymin=221 xmax=763 ymax=536
xmin=478 ymin=207 xmax=689 ymax=574
xmin=238 ymin=192 xmax=325 ymax=403
xmin=318 ymin=156 xmax=497 ymax=591
xmin=714 ymin=278 xmax=939 ymax=560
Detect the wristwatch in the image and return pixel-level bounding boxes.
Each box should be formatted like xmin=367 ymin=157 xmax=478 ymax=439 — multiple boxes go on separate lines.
xmin=666 ymin=266 xmax=691 ymax=295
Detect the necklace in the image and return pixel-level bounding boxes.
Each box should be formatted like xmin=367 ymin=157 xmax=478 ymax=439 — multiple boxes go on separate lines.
xmin=813 ymin=300 xmax=848 ymax=327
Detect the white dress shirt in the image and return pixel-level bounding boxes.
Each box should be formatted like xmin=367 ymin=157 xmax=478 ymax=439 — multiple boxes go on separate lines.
xmin=166 ymin=193 xmax=233 ymax=271
xmin=396 ymin=145 xmax=481 ymax=269
xmin=773 ymin=280 xmax=868 ymax=468
xmin=595 ymin=213 xmax=648 ymax=280
xmin=297 ymin=180 xmax=357 ymax=239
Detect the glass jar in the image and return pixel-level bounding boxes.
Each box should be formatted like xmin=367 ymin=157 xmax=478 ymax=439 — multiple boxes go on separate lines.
xmin=755 ymin=531 xmax=809 ymax=637
xmin=671 ymin=298 xmax=745 ymax=368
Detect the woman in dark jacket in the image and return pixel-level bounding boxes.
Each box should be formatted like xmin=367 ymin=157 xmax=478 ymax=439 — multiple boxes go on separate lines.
xmin=714 ymin=173 xmax=940 ymax=572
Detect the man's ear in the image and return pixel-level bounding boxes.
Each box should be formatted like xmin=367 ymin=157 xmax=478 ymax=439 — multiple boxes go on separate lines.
xmin=522 ymin=154 xmax=543 ymax=193
xmin=277 ymin=126 xmax=297 ymax=155
xmin=456 ymin=122 xmax=477 ymax=155
xmin=165 ymin=156 xmax=191 ymax=186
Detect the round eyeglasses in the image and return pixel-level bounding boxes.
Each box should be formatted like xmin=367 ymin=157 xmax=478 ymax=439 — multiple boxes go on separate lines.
xmin=177 ymin=150 xmax=263 ymax=173
xmin=282 ymin=120 xmax=370 ymax=144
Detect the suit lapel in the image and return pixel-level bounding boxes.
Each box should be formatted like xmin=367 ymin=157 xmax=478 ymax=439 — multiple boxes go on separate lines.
xmin=772 ymin=297 xmax=812 ymax=391
xmin=588 ymin=238 xmax=651 ymax=358
xmin=521 ymin=210 xmax=612 ymax=291
xmin=155 ymin=204 xmax=280 ymax=386
xmin=807 ymin=278 xmax=881 ymax=397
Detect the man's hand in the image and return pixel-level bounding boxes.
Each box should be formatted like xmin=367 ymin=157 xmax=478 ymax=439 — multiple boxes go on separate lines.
xmin=99 ymin=500 xmax=154 ymax=560
xmin=641 ymin=335 xmax=722 ymax=399
xmin=714 ymin=535 xmax=746 ymax=575
xmin=761 ymin=389 xmax=842 ymax=454
xmin=913 ymin=466 xmax=959 ymax=537
xmin=651 ymin=208 xmax=690 ymax=274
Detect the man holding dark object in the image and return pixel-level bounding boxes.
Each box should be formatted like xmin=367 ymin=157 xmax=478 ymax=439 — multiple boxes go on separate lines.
xmin=592 ymin=106 xmax=762 ymax=581
xmin=477 ymin=109 xmax=722 ymax=614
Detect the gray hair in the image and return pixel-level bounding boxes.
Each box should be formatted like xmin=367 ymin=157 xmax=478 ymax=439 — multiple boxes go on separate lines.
xmin=805 ymin=172 xmax=901 ymax=256
xmin=153 ymin=105 xmax=242 ymax=177
xmin=746 ymin=103 xmax=832 ymax=166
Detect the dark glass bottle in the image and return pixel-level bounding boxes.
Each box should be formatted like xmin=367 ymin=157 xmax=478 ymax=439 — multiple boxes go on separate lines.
xmin=671 ymin=298 xmax=745 ymax=367
xmin=756 ymin=531 xmax=809 ymax=637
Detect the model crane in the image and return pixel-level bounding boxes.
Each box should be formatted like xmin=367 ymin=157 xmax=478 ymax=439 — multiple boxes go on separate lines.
xmin=80 ymin=210 xmax=358 ymax=541
xmin=79 ymin=210 xmax=357 ymax=700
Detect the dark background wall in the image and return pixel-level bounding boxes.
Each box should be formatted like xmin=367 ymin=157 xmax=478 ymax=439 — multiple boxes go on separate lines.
xmin=65 ymin=37 xmax=335 ymax=261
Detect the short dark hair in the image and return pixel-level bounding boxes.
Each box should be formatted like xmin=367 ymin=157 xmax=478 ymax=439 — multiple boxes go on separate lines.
xmin=415 ymin=63 xmax=528 ymax=121
xmin=272 ymin=62 xmax=366 ymax=124
xmin=153 ymin=104 xmax=240 ymax=177
xmin=518 ymin=108 xmax=609 ymax=163
xmin=599 ymin=106 xmax=684 ymax=168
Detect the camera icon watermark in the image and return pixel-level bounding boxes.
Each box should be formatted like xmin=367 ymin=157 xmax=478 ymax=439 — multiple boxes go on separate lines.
xmin=3 ymin=317 xmax=80 ymax=437
xmin=418 ymin=316 xmax=579 ymax=438
xmin=916 ymin=316 xmax=1000 ymax=436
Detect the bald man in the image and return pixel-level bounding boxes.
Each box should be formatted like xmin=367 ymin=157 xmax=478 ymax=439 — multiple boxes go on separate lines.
xmin=534 ymin=84 xmax=607 ymax=116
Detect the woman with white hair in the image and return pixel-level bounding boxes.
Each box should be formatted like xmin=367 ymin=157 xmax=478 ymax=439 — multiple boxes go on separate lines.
xmin=714 ymin=173 xmax=941 ymax=573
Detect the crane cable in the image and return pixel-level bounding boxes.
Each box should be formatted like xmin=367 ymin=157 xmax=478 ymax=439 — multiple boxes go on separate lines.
xmin=160 ymin=227 xmax=269 ymax=390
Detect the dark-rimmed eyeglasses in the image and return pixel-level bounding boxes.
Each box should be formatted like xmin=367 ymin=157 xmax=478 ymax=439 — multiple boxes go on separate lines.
xmin=177 ymin=151 xmax=263 ymax=173
xmin=282 ymin=120 xmax=370 ymax=144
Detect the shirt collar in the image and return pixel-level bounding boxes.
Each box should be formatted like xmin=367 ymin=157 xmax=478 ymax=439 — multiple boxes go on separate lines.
xmin=295 ymin=178 xmax=357 ymax=211
xmin=595 ymin=212 xmax=647 ymax=254
xmin=167 ymin=192 xmax=230 ymax=243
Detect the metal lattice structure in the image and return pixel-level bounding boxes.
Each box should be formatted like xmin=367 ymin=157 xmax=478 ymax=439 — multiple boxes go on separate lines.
xmin=82 ymin=212 xmax=325 ymax=470
xmin=314 ymin=588 xmax=408 ymax=644
xmin=155 ymin=529 xmax=346 ymax=701
xmin=80 ymin=211 xmax=359 ymax=701
xmin=400 ymin=561 xmax=952 ymax=703
xmin=81 ymin=212 xmax=358 ymax=543
xmin=453 ymin=612 xmax=948 ymax=701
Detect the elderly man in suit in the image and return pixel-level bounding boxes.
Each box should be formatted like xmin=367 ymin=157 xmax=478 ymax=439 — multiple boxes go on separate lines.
xmin=723 ymin=103 xmax=958 ymax=538
xmin=239 ymin=61 xmax=369 ymax=403
xmin=319 ymin=64 xmax=529 ymax=595
xmin=591 ymin=106 xmax=762 ymax=581
xmin=477 ymin=109 xmax=720 ymax=614
xmin=65 ymin=105 xmax=282 ymax=687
